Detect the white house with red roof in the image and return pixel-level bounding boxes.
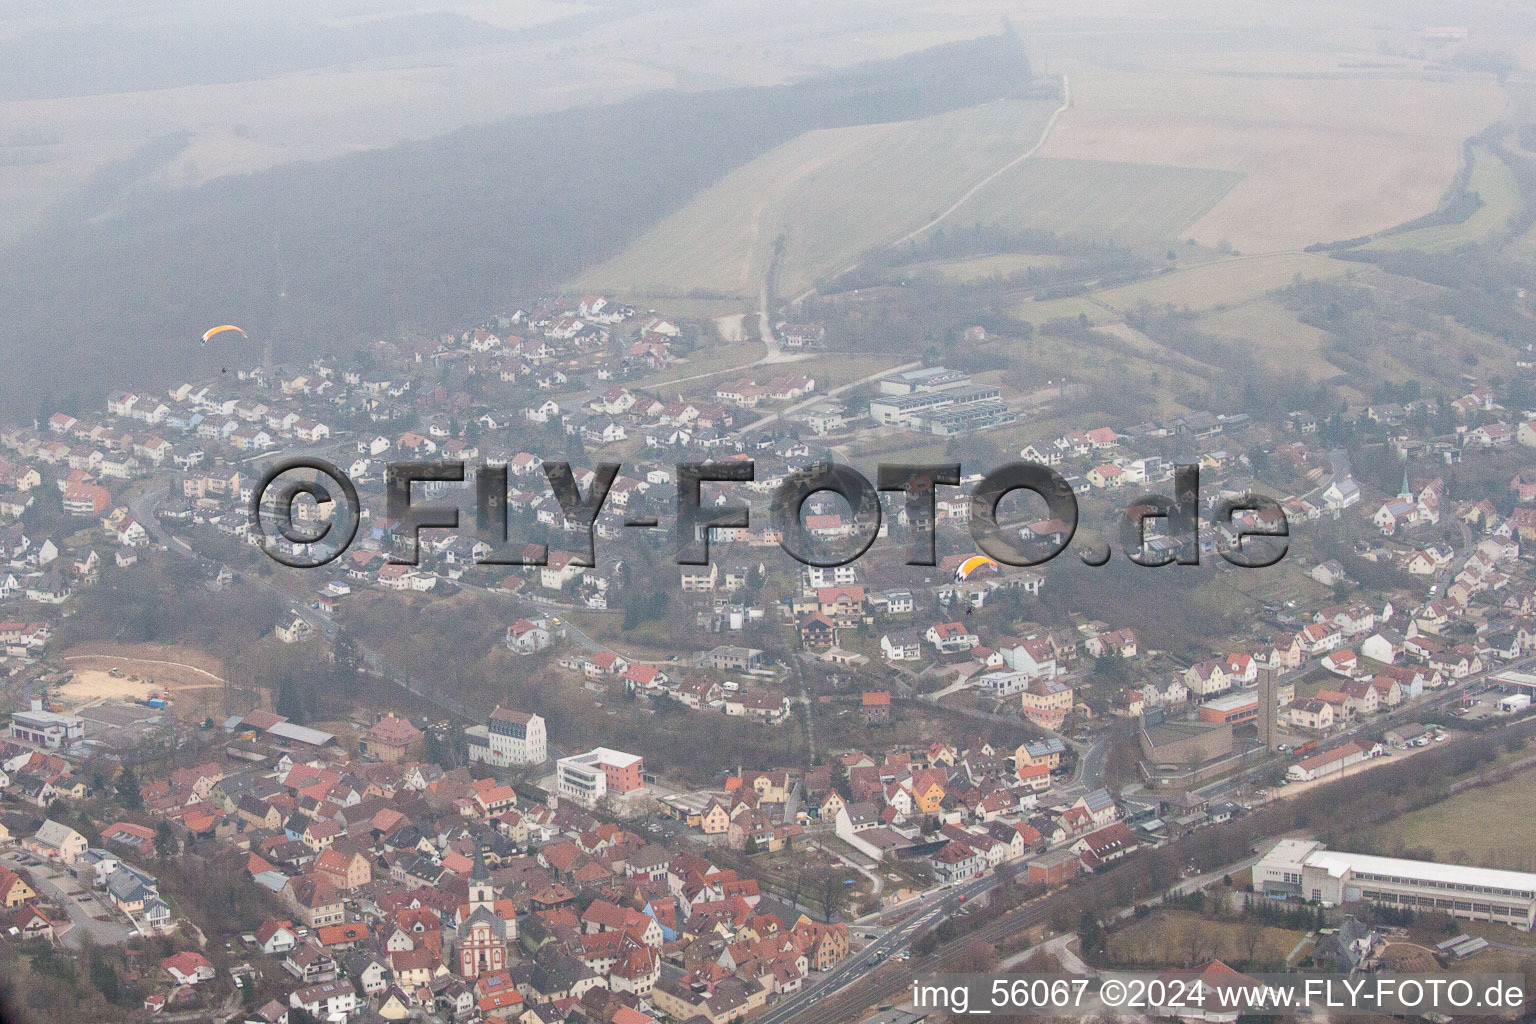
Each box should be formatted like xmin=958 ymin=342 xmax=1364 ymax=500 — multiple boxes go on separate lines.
xmin=162 ymin=951 xmax=216 ymax=985
xmin=925 ymin=621 xmax=979 ymax=654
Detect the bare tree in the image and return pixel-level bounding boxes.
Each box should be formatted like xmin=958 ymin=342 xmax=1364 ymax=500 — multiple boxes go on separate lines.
xmin=1177 ymin=916 xmax=1208 ymax=967
xmin=1240 ymin=919 xmax=1267 ymax=968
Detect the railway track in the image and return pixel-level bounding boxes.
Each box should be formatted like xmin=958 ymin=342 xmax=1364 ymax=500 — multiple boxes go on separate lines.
xmin=787 ymin=901 xmax=1054 ymax=1024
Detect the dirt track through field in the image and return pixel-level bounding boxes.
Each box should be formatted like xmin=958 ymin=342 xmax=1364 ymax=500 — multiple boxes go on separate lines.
xmin=890 ymin=74 xmax=1071 ymax=247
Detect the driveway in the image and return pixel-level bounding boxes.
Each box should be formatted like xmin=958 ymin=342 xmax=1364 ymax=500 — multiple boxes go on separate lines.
xmin=0 ymin=853 xmax=132 ymax=947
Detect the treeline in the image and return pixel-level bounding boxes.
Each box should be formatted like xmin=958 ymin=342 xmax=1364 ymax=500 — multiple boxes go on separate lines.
xmin=0 ymin=32 xmax=1032 ymax=418
xmin=0 ymin=941 xmax=134 ymax=1024
xmin=1336 ymin=246 xmax=1534 ymax=342
xmin=1124 ymin=309 xmax=1257 ymax=373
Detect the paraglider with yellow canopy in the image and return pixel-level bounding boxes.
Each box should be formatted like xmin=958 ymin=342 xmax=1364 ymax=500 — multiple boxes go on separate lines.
xmin=201 ymin=324 xmax=247 ymax=373
xmin=201 ymin=325 xmax=246 ymax=344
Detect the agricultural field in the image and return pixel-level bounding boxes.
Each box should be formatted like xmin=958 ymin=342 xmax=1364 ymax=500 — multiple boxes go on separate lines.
xmin=1039 ymin=62 xmax=1507 ymax=252
xmin=0 ymin=47 xmax=674 ymax=245
xmin=1196 ymin=301 xmax=1342 ymax=381
xmin=570 ymin=98 xmax=1062 ymax=300
xmin=1014 ymin=253 xmax=1354 ymax=324
xmin=1362 ymin=763 xmax=1536 ymax=872
xmin=1107 ymin=909 xmax=1307 ymax=970
xmin=1011 ymin=293 xmax=1112 ymax=326
xmin=0 ymin=0 xmax=1018 ymax=246
xmin=1364 ymin=145 xmax=1523 ymax=253
xmin=1095 ymin=253 xmax=1355 ymax=312
xmin=1196 ymin=294 xmax=1435 ymax=396
xmin=949 ymin=157 xmax=1241 ymax=243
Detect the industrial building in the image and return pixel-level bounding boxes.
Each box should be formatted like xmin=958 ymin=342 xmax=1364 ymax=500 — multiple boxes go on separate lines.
xmin=877 ymin=366 xmax=970 ymax=395
xmin=1138 ymin=717 xmax=1234 ymax=786
xmin=1256 ymin=839 xmax=1536 ymax=930
xmin=920 ymin=399 xmax=1017 ymax=436
xmin=868 ymin=392 xmax=956 ymax=427
xmin=8 ymin=707 xmax=85 ymax=749
xmin=1197 ymin=692 xmax=1259 ymax=725
xmin=1286 ymin=741 xmax=1368 ymax=782
xmin=870 ymin=380 xmax=1013 ymax=435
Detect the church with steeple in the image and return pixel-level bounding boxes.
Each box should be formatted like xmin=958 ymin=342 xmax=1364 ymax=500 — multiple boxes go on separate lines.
xmin=456 ymin=847 xmax=509 ymax=977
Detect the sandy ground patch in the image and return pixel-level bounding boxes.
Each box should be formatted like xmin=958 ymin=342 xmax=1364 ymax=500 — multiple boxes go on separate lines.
xmin=56 ymin=645 xmax=230 ymax=718
xmin=715 ymin=313 xmax=746 ymax=342
xmin=57 ymin=671 xmax=165 ymax=705
xmin=55 ymin=667 xmax=221 ymax=707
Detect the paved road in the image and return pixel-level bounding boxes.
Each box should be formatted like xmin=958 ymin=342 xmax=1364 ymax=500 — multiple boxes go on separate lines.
xmin=129 ymin=485 xmax=194 ymax=557
xmin=735 ymin=359 xmax=922 ymax=436
xmin=1073 ymin=736 xmax=1109 ymax=792
xmin=767 ymin=841 xmax=1270 ymax=1024
xmin=757 ymin=281 xmax=783 ymax=363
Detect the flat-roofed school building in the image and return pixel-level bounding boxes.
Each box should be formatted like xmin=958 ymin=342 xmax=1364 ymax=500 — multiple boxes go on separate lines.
xmin=1256 ymin=839 xmax=1536 ymax=930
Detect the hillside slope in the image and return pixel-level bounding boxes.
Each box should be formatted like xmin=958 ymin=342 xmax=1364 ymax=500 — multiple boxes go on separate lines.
xmin=0 ymin=32 xmax=1030 ymax=416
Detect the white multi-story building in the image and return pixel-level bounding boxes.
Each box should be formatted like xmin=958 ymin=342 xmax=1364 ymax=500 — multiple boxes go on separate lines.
xmin=9 ymin=708 xmax=85 ymax=749
xmin=556 ymin=747 xmax=643 ymax=808
xmin=465 ymin=707 xmax=547 ymax=767
xmin=1256 ymin=839 xmax=1536 ymax=930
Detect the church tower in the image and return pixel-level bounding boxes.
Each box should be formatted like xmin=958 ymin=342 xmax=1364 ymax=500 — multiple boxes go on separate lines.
xmin=457 ymin=847 xmax=507 ymax=977
xmin=467 ymin=846 xmax=494 ymax=910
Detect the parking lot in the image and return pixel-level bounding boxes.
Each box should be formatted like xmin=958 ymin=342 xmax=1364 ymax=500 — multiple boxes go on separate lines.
xmin=1450 ymin=693 xmax=1523 ymax=722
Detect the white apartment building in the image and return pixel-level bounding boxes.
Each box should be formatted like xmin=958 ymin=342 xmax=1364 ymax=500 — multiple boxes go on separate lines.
xmin=465 ymin=707 xmax=547 ymax=767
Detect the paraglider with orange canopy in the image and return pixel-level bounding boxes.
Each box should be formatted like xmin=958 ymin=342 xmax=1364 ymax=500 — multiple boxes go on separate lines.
xmin=201 ymin=324 xmax=247 ymax=344
xmin=954 ymin=554 xmax=1000 ymax=582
